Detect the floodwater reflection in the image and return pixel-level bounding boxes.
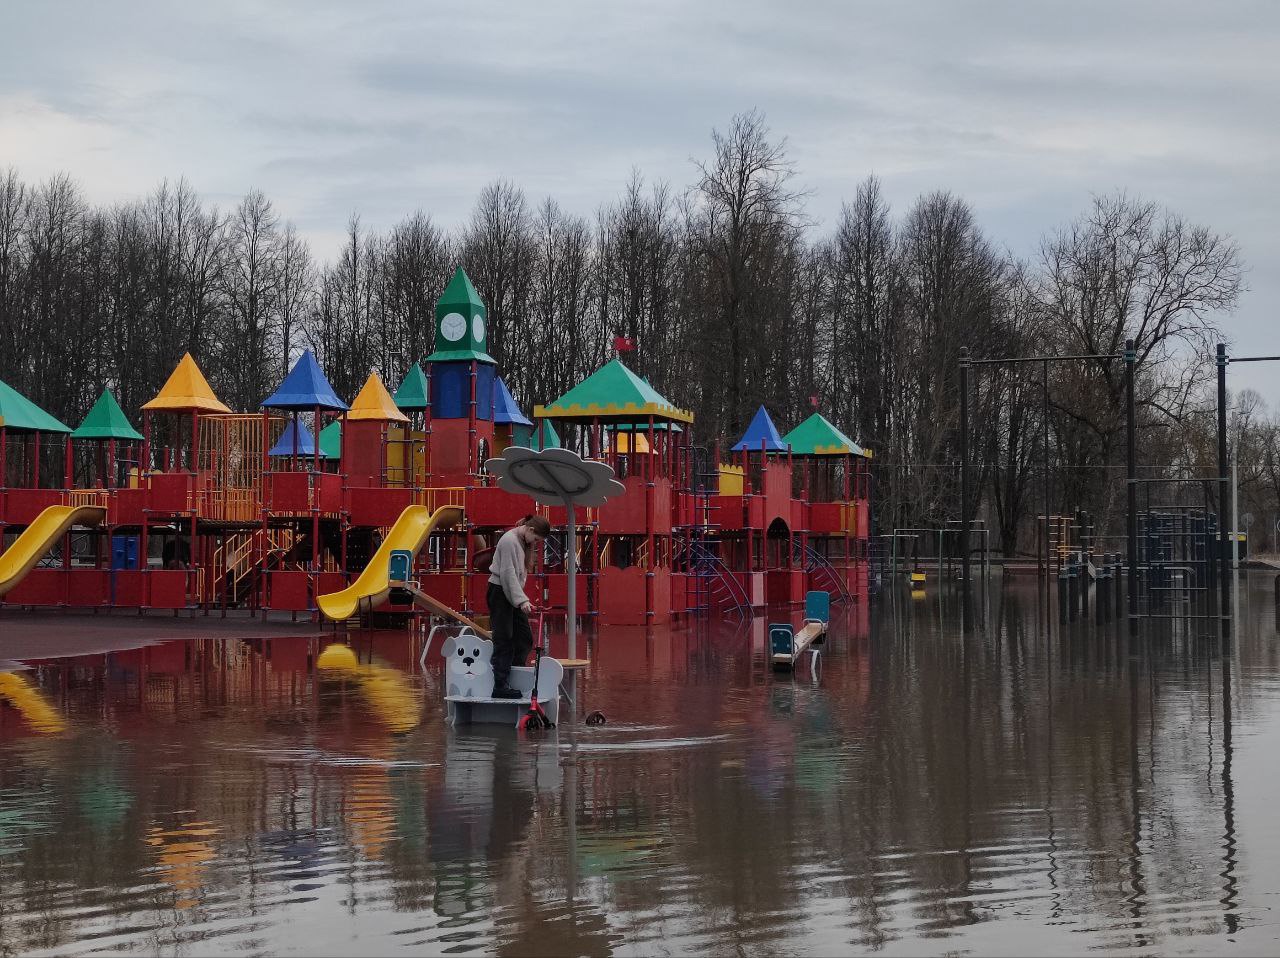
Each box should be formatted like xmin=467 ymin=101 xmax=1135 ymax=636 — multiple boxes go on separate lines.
xmin=0 ymin=576 xmax=1278 ymax=954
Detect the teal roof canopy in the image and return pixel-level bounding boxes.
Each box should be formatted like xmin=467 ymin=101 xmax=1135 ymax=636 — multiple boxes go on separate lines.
xmin=513 ymin=420 xmax=561 ymax=450
xmin=782 ymin=413 xmax=867 ymax=457
xmin=0 ymin=378 xmax=71 ymax=433
xmin=393 ymin=363 xmax=430 ymax=411
xmin=72 ymin=389 xmax=144 ymax=441
xmin=535 ymin=359 xmax=692 ymax=423
xmin=319 ymin=420 xmax=342 ymax=459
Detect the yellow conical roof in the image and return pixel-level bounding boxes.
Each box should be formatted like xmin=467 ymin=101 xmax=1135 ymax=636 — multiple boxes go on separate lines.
xmin=348 ymin=372 xmax=408 ymax=422
xmin=142 ymin=353 xmax=231 ymax=413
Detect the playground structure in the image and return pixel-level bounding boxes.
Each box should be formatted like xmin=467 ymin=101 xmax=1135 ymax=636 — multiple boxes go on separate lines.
xmin=0 ymin=267 xmax=873 ymax=629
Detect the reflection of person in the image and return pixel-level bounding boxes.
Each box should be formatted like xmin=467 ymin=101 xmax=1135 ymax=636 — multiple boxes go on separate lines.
xmin=487 ymin=515 xmax=550 ymax=698
xmin=429 ymin=728 xmax=560 ymax=918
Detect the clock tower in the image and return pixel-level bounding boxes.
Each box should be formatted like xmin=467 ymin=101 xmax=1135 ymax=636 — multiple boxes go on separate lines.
xmin=424 ymin=266 xmax=497 ymax=483
xmin=426 ymin=266 xmax=495 ymax=363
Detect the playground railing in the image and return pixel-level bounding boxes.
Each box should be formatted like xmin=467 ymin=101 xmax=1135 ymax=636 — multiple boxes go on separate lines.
xmin=195 ymin=485 xmax=260 ymax=523
xmin=66 ymin=489 xmax=111 ymax=509
xmin=417 ymin=486 xmax=466 ymax=513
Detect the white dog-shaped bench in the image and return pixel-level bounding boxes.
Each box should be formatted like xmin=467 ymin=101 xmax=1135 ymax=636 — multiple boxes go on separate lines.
xmin=442 ymin=630 xmax=564 ymax=727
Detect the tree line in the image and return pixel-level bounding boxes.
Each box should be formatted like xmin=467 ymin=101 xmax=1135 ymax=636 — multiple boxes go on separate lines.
xmin=0 ymin=111 xmax=1250 ymax=555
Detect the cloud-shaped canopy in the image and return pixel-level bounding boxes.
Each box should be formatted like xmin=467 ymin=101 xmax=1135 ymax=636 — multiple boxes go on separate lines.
xmin=484 ymin=446 xmax=624 ymax=507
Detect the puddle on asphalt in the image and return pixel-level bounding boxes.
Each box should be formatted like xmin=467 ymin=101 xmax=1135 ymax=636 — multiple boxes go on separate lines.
xmin=0 ymin=577 xmax=1277 ymax=955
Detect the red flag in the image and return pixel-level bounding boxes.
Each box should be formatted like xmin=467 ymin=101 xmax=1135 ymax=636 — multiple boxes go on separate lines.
xmin=808 ymin=394 xmax=820 ymax=409
xmin=613 ymin=335 xmax=635 ymax=353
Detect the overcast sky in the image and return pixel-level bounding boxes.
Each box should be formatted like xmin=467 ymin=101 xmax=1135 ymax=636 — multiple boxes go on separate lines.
xmin=3 ymin=0 xmax=1277 ymax=400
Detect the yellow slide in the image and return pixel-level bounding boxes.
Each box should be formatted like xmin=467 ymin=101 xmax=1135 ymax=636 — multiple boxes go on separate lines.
xmin=316 ymin=504 xmax=463 ymax=621
xmin=0 ymin=505 xmax=107 ymax=599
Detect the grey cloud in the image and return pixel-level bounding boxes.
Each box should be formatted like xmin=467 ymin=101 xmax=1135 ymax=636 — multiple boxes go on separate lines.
xmin=1 ymin=0 xmax=1277 ymax=397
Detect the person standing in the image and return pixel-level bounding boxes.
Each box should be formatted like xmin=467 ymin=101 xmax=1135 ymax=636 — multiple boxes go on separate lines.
xmin=487 ymin=515 xmax=551 ymax=698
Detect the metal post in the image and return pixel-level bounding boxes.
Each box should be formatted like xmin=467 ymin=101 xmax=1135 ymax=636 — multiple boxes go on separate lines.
xmin=565 ymin=499 xmax=577 ymax=660
xmin=1231 ymin=441 xmax=1239 ymax=570
xmin=1216 ymin=343 xmax=1231 ymax=637
xmin=1042 ymin=360 xmax=1050 ymax=583
xmin=1126 ymin=339 xmax=1138 ymax=633
xmin=959 ymin=348 xmax=971 ymax=603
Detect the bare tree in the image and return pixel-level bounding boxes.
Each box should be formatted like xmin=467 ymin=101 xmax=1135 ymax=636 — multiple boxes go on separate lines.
xmin=691 ymin=110 xmax=807 ymax=438
xmin=275 ymin=223 xmax=312 ymax=377
xmin=459 ymin=180 xmax=534 ymax=371
xmin=1039 ymin=192 xmax=1243 ymax=526
xmin=222 ymin=189 xmax=281 ymax=409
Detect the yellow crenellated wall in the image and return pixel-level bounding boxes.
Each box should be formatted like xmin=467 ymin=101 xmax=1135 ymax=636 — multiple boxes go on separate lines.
xmin=718 ymin=463 xmax=744 ymax=496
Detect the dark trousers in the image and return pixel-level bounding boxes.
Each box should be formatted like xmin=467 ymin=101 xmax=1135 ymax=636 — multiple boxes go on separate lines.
xmin=487 ymin=583 xmax=533 ymax=688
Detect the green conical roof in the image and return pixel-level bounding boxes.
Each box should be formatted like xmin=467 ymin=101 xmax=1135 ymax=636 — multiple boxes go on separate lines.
xmin=319 ymin=420 xmax=342 ymax=459
xmin=782 ymin=413 xmax=866 ymax=457
xmin=534 ymin=359 xmax=693 ymax=423
xmin=425 ymin=266 xmax=495 ymax=364
xmin=439 ymin=266 xmax=484 ymax=311
xmin=72 ymin=389 xmax=144 ymax=441
xmin=0 ymin=378 xmax=71 ymax=433
xmin=514 ymin=420 xmax=561 ymax=449
xmin=393 ymin=363 xmax=430 ymax=411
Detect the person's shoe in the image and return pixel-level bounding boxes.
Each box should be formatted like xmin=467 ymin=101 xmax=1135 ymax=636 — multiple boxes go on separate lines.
xmin=491 ymin=684 xmax=522 ymax=700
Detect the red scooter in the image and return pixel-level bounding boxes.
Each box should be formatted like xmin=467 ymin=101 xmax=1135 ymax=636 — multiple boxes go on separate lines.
xmin=518 ymin=607 xmax=554 ymax=731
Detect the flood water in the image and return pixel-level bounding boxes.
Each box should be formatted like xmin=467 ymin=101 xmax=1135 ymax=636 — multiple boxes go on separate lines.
xmin=2 ymin=576 xmax=1280 ymax=956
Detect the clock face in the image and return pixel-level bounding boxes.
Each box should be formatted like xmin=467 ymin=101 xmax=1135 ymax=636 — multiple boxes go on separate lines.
xmin=440 ymin=312 xmax=467 ymax=342
xmin=472 ymin=314 xmax=485 ymax=342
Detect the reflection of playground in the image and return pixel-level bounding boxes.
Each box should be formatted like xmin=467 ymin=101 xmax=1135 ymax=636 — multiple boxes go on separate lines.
xmin=316 ymin=642 xmax=421 ymax=734
xmin=0 ymin=585 xmax=1262 ymax=954
xmin=0 ymin=670 xmax=67 ymax=734
xmin=146 ymin=820 xmax=219 ymax=910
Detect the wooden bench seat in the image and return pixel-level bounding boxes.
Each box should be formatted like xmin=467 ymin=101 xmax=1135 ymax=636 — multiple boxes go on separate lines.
xmin=770 ymin=620 xmax=827 ymax=671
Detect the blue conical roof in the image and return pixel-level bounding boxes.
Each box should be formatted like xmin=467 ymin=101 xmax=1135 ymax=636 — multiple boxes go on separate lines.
xmin=261 ymin=350 xmax=347 ymax=411
xmin=493 ymin=377 xmax=532 ymax=427
xmin=268 ymin=420 xmax=328 ymax=458
xmin=732 ymin=406 xmax=788 ymax=452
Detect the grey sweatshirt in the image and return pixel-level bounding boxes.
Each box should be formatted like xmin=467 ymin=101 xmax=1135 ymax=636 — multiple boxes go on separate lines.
xmin=488 ymin=528 xmax=531 ymax=608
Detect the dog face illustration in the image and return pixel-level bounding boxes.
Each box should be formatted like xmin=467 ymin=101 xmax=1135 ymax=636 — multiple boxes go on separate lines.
xmin=442 ymin=634 xmax=494 ymax=698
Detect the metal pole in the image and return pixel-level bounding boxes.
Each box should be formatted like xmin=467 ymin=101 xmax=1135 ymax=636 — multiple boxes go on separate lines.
xmin=959 ymin=348 xmax=971 ymax=602
xmin=565 ymin=498 xmax=577 ymax=660
xmin=1231 ymin=441 xmax=1239 ymax=570
xmin=1126 ymin=339 xmax=1138 ymax=633
xmin=1216 ymin=343 xmax=1232 ymax=636
xmin=1042 ymin=360 xmax=1050 ymax=587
